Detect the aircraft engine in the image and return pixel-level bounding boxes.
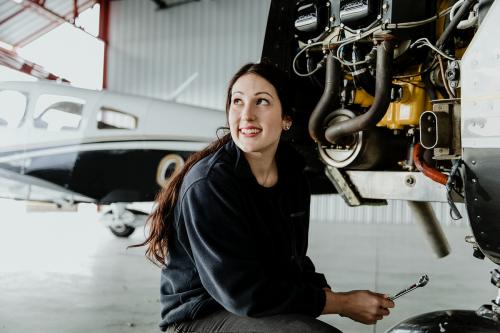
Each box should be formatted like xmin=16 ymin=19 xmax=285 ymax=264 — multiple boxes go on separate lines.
xmin=262 ymin=0 xmax=496 ymax=255
xmin=262 ymin=0 xmax=500 ymax=328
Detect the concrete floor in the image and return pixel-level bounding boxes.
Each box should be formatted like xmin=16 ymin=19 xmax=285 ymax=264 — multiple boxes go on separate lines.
xmin=0 ymin=200 xmax=497 ymax=333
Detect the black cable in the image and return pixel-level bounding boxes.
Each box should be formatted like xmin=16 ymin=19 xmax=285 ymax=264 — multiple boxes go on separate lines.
xmin=446 ymin=159 xmax=464 ymax=220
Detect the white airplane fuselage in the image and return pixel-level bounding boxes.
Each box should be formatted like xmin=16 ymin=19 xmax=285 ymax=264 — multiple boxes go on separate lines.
xmin=0 ymin=81 xmax=226 ymax=206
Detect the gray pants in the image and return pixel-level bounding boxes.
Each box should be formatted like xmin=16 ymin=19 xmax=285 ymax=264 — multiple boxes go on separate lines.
xmin=165 ymin=309 xmax=342 ymax=333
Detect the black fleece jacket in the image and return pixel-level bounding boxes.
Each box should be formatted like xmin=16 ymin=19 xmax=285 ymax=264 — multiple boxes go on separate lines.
xmin=159 ymin=139 xmax=329 ymax=330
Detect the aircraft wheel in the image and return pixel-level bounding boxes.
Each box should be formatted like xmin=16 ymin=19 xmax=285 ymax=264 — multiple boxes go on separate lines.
xmin=102 ymin=208 xmax=147 ymax=238
xmin=108 ymin=224 xmax=135 ymax=237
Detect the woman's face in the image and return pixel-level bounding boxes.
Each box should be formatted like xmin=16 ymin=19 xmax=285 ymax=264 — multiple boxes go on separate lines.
xmin=228 ymin=73 xmax=290 ymax=156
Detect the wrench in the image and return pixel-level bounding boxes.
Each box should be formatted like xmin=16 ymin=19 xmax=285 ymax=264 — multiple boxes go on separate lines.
xmin=389 ymin=274 xmax=429 ymax=301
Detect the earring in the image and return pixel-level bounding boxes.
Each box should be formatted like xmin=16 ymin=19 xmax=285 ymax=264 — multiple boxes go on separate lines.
xmin=283 ymin=124 xmax=291 ymax=131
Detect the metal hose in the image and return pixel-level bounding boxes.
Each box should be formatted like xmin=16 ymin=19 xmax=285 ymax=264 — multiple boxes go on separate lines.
xmin=308 ymin=52 xmax=341 ymax=145
xmin=436 ymin=0 xmax=477 ymax=50
xmin=324 ymin=40 xmax=394 ymax=144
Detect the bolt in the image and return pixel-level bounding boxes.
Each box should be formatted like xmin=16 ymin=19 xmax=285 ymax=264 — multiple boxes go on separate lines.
xmin=472 ymin=160 xmax=476 ymax=165
xmin=405 ymin=175 xmax=416 ymax=187
xmin=472 ymin=178 xmax=477 ymax=183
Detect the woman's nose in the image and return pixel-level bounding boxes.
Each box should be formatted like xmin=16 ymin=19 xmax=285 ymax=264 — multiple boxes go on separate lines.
xmin=241 ymin=104 xmax=256 ymax=120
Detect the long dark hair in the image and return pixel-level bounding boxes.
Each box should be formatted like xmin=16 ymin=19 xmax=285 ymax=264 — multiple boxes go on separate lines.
xmin=137 ymin=61 xmax=292 ymax=266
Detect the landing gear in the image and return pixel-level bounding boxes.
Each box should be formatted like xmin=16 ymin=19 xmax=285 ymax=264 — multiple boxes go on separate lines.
xmin=99 ymin=203 xmax=149 ymax=238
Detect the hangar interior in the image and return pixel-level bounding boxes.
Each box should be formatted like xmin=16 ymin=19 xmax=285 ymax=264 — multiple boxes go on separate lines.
xmin=0 ymin=0 xmax=498 ymax=332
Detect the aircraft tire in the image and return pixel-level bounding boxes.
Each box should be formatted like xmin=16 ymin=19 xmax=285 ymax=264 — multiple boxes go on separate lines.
xmin=104 ymin=208 xmax=147 ymax=238
xmin=109 ymin=224 xmax=135 ymax=238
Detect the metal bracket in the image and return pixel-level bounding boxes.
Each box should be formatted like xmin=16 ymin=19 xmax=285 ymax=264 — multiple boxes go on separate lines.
xmin=324 ymin=165 xmax=361 ymax=206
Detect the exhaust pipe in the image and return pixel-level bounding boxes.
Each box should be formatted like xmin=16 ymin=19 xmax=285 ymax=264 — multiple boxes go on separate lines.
xmin=407 ymin=201 xmax=451 ymax=258
xmin=308 ymin=52 xmax=341 ymax=145
xmin=324 ymin=40 xmax=394 ymax=144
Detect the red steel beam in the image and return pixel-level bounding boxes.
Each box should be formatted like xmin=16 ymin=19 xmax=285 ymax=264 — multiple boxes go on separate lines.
xmin=73 ymin=0 xmax=79 ymax=22
xmin=0 ymin=46 xmax=70 ymax=82
xmin=99 ymin=0 xmax=110 ymax=89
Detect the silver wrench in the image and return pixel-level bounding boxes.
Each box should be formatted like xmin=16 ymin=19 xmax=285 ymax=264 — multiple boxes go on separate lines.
xmin=389 ymin=274 xmax=429 ymax=301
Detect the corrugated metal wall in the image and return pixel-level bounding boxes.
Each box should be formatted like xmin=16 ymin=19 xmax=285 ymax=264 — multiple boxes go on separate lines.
xmin=107 ymin=0 xmax=271 ymax=110
xmin=311 ymin=196 xmax=467 ymax=226
xmin=107 ymin=0 xmax=468 ymax=227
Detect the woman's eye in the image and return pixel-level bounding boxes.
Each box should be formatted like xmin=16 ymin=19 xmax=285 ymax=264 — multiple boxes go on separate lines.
xmin=232 ymin=98 xmax=242 ymax=105
xmin=256 ymin=98 xmax=269 ymax=105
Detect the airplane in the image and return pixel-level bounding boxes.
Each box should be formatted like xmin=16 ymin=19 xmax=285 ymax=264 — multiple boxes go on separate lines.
xmin=261 ymin=0 xmax=499 ymax=331
xmin=0 ymin=80 xmax=225 ymax=237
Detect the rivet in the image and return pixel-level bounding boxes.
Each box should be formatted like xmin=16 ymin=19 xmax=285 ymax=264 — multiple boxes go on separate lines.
xmin=474 ymin=197 xmax=478 ymax=201
xmin=472 ymin=178 xmax=477 ymax=183
xmin=472 ymin=160 xmax=476 ymax=165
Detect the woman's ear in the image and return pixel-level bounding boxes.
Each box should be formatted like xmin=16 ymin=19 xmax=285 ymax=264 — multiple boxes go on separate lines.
xmin=282 ymin=116 xmax=292 ymax=131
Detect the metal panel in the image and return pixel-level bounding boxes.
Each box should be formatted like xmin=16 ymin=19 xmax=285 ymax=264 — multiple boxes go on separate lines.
xmin=461 ymin=0 xmax=500 ymax=148
xmin=107 ymin=0 xmax=271 ymax=110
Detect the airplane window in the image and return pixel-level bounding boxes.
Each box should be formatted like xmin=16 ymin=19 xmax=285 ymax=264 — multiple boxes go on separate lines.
xmin=0 ymin=90 xmax=27 ymax=128
xmin=97 ymin=107 xmax=138 ymax=130
xmin=34 ymin=94 xmax=85 ymax=131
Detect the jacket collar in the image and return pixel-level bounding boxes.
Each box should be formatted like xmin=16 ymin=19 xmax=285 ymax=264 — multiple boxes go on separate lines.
xmin=223 ymin=139 xmax=306 ymax=184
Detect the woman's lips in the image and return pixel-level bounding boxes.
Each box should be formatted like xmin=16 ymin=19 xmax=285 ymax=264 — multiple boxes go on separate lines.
xmin=239 ymin=127 xmax=262 ymax=137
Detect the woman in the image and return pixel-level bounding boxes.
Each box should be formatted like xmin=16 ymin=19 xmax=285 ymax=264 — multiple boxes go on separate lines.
xmin=140 ymin=62 xmax=395 ymax=332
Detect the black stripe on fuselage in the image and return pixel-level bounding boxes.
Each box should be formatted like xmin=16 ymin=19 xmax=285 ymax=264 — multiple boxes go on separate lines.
xmin=1 ymin=148 xmax=193 ymax=204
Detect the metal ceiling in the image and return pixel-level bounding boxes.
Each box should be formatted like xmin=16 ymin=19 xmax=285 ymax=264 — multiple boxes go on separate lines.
xmin=0 ymin=0 xmax=98 ymax=48
xmin=0 ymin=0 xmax=104 ymax=82
xmin=0 ymin=0 xmax=199 ymax=82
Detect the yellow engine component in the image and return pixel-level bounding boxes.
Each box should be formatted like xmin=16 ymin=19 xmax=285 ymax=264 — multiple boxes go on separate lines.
xmin=353 ymin=88 xmax=374 ymax=108
xmin=377 ymin=82 xmax=429 ymax=130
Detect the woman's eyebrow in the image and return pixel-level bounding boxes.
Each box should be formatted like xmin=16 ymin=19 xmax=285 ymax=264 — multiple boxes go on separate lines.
xmin=255 ymin=91 xmax=273 ymax=98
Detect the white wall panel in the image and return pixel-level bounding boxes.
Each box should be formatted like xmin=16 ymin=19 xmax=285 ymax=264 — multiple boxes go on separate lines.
xmin=107 ymin=0 xmax=270 ymax=110
xmin=311 ymin=195 xmax=467 ymax=226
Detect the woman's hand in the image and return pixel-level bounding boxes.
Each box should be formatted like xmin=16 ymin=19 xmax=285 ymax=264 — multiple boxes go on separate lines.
xmin=322 ymin=289 xmax=395 ymax=325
